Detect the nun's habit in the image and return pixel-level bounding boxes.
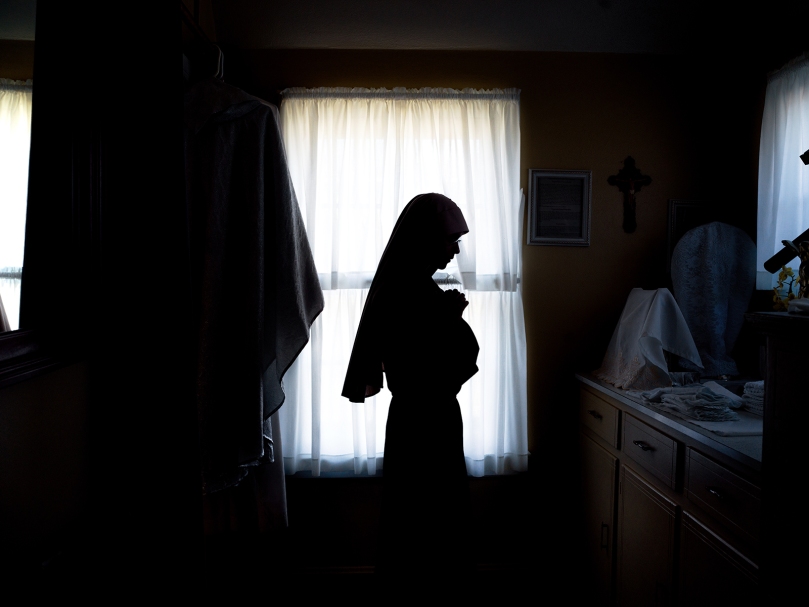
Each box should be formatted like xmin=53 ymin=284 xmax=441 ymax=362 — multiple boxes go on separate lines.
xmin=342 ymin=193 xmax=479 ymax=578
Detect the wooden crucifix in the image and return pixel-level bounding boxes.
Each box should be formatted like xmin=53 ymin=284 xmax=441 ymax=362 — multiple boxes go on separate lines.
xmin=608 ymin=156 xmax=652 ymax=233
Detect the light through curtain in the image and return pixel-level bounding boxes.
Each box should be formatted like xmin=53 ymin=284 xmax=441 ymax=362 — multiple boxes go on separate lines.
xmin=757 ymin=54 xmax=809 ymax=289
xmin=278 ymin=87 xmax=528 ymax=477
xmin=0 ymin=79 xmax=33 ymax=332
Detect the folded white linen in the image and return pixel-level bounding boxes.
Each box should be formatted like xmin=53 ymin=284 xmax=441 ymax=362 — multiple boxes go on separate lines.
xmin=702 ymin=381 xmax=744 ymax=408
xmin=742 ymin=394 xmax=764 ymax=416
xmin=632 ymin=385 xmax=739 ymax=421
xmin=688 ymin=410 xmax=764 ymax=436
xmin=596 ymin=288 xmax=703 ymax=390
xmin=743 ymin=380 xmax=765 ymax=396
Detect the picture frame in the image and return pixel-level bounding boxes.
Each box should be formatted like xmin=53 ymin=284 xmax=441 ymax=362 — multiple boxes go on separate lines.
xmin=527 ymin=169 xmax=591 ymax=246
xmin=666 ymin=199 xmax=715 ymax=273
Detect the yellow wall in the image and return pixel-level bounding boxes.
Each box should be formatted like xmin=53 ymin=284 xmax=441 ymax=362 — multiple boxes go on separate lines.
xmin=0 ymin=40 xmax=35 ymax=80
xmin=228 ymin=49 xmax=763 ymax=455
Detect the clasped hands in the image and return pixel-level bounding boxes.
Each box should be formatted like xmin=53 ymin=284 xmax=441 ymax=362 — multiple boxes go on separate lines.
xmin=444 ymin=288 xmax=468 ymax=318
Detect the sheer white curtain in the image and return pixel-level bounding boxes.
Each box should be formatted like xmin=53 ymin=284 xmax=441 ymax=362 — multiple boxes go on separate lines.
xmin=0 ymin=79 xmax=33 ymax=332
xmin=278 ymin=88 xmax=528 ymax=477
xmin=757 ymin=55 xmax=809 ymax=289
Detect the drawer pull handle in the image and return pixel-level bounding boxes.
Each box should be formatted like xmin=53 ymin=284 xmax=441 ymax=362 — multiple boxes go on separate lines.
xmin=587 ymin=410 xmax=603 ymax=421
xmin=707 ymin=486 xmax=725 ymax=500
xmin=633 ymin=440 xmax=654 ymax=452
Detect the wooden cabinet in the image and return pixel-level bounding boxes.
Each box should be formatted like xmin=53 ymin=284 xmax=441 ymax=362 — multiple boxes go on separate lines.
xmin=685 ymin=448 xmax=760 ymax=545
xmin=617 ymin=466 xmax=677 ymax=607
xmin=580 ymin=388 xmax=620 ymax=448
xmin=678 ymin=512 xmax=759 ymax=607
xmin=623 ymin=414 xmax=678 ymax=490
xmin=577 ymin=380 xmax=761 ymax=606
xmin=580 ymin=433 xmax=618 ymax=605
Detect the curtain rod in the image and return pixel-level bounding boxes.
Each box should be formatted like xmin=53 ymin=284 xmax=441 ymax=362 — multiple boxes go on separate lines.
xmin=281 ymin=87 xmax=520 ymax=101
xmin=0 ymin=78 xmax=33 ymax=90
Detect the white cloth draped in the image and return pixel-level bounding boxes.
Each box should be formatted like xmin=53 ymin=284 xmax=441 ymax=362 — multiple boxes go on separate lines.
xmin=757 ymin=54 xmax=809 ymax=289
xmin=278 ymin=87 xmax=529 ymax=476
xmin=596 ymin=288 xmax=702 ymax=391
xmin=0 ymin=79 xmax=33 ymax=332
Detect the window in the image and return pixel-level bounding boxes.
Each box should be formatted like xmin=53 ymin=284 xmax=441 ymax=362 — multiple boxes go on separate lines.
xmin=278 ymin=87 xmax=529 ymax=477
xmin=756 ymin=54 xmax=809 ymax=289
xmin=0 ymin=78 xmax=33 ymax=332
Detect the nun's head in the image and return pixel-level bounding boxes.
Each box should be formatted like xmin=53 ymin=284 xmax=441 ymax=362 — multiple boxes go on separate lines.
xmin=382 ymin=193 xmax=468 ymax=276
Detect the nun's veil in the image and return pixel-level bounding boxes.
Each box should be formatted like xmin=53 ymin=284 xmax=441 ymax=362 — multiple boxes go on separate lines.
xmin=341 ymin=193 xmax=469 ymax=403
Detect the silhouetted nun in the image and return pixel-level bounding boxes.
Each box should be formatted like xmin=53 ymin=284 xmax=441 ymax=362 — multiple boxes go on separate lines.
xmin=342 ymin=193 xmax=479 ymax=580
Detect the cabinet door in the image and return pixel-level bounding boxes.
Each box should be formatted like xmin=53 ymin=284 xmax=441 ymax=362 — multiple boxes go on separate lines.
xmin=580 ymin=433 xmax=618 ymax=604
xmin=617 ymin=465 xmax=677 ymax=607
xmin=678 ymin=512 xmax=759 ymax=606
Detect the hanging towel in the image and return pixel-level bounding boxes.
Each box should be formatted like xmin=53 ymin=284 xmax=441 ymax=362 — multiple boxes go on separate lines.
xmin=596 ymin=288 xmax=703 ymax=390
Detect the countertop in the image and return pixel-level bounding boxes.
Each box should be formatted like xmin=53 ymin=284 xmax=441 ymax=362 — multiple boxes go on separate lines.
xmin=576 ymin=372 xmax=762 ymax=471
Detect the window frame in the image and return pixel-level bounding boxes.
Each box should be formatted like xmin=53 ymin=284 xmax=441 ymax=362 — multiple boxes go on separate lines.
xmin=278 ymin=87 xmax=529 ymax=477
xmin=0 ymin=4 xmax=97 ymax=389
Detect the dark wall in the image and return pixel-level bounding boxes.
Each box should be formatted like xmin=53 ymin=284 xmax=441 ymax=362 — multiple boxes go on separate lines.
xmin=0 ymin=363 xmax=89 ymax=570
xmin=3 ymin=2 xmax=200 ymax=584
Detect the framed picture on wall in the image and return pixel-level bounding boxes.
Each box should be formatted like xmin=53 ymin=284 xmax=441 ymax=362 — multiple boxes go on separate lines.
xmin=527 ymin=169 xmax=591 ymax=246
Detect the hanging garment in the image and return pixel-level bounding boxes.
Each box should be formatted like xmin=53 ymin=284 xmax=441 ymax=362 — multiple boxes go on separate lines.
xmin=595 ymin=288 xmax=702 ymax=391
xmin=671 ymin=222 xmax=756 ymax=377
xmin=184 ymin=78 xmax=324 ymax=494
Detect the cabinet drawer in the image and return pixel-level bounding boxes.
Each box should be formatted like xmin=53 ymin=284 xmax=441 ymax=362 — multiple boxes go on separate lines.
xmin=679 ymin=512 xmax=759 ymax=605
xmin=686 ymin=449 xmax=761 ymax=543
xmin=622 ymin=414 xmax=678 ymax=489
xmin=580 ymin=387 xmax=620 ymax=448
